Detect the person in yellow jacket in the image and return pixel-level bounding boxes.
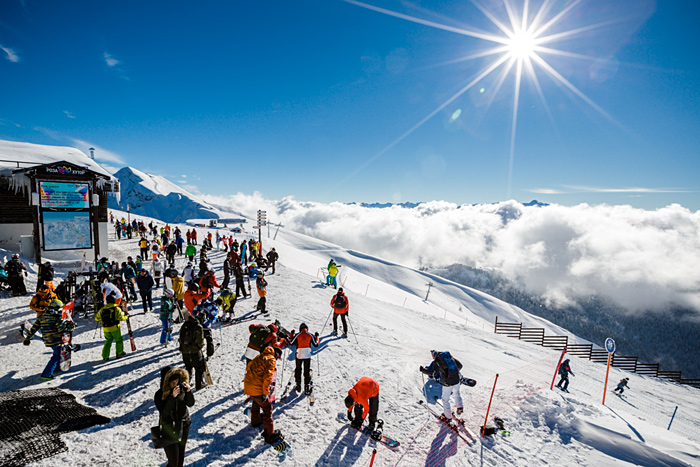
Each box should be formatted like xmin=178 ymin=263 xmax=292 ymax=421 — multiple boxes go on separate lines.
xmin=171 ymin=275 xmax=185 ymax=309
xmin=327 ymin=260 xmax=340 ymax=289
xmin=95 ymin=293 xmax=129 ymax=361
xmin=244 ymin=346 xmax=283 ymax=444
xmin=29 ymin=284 xmax=57 ymax=317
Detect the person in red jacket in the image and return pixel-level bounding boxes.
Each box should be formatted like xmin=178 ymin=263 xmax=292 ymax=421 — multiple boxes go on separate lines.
xmin=287 ymin=323 xmax=319 ymax=394
xmin=330 ymin=287 xmax=349 ymax=337
xmin=184 ymin=282 xmax=208 ymax=315
xmin=198 ymin=269 xmax=220 ymax=298
xmin=345 ymin=376 xmax=380 ymax=431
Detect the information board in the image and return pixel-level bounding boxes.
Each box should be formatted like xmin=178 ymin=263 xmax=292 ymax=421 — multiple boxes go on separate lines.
xmin=40 ymin=181 xmax=90 ymax=209
xmin=42 ymin=211 xmax=92 ymax=250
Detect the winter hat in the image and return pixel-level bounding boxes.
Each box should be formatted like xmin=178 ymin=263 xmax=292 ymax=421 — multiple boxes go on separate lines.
xmin=299 ymin=323 xmax=308 ymax=332
xmin=430 ymin=350 xmax=438 ymax=359
xmin=106 ymin=293 xmax=116 ymax=304
xmin=338 ymin=287 xmax=344 ymax=293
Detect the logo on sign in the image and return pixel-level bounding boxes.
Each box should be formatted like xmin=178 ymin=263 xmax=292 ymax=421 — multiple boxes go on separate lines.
xmin=605 ymin=338 xmax=615 ymax=354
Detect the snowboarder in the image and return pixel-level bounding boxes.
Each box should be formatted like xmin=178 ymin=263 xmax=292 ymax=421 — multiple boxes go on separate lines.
xmin=330 ymin=287 xmax=349 ymax=337
xmin=266 ymin=248 xmax=279 ymax=274
xmin=179 ymin=314 xmax=207 ymax=390
xmin=556 ymin=359 xmax=574 ymax=392
xmin=244 ymin=345 xmax=284 ymax=445
xmin=255 ymin=272 xmax=268 ymax=314
xmin=613 ymin=377 xmax=630 ymax=395
xmin=154 ymin=366 xmax=195 ymax=467
xmin=420 ymin=350 xmax=464 ymax=421
xmin=23 ymin=299 xmax=75 ymax=380
xmin=136 ymin=269 xmax=155 ymax=313
xmin=287 ymin=323 xmax=319 ymax=393
xmin=6 ymin=253 xmax=28 ymax=296
xmin=95 ymin=293 xmax=129 ymax=360
xmin=345 ymin=376 xmax=380 ymax=431
xmin=29 ymin=284 xmax=57 ymax=317
xmin=160 ymin=288 xmax=177 ymax=346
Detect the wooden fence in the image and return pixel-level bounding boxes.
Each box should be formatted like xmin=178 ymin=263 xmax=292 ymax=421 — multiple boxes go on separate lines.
xmin=494 ymin=316 xmax=700 ymax=389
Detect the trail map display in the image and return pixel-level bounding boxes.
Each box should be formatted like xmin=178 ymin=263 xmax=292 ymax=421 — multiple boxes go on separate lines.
xmin=42 ymin=211 xmax=92 ymax=250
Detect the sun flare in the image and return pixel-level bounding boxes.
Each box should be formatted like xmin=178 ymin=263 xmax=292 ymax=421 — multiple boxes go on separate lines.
xmin=507 ymin=30 xmax=537 ymax=60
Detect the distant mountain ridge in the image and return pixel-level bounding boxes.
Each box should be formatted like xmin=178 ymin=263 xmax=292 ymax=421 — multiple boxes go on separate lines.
xmin=346 ymin=200 xmax=549 ymax=209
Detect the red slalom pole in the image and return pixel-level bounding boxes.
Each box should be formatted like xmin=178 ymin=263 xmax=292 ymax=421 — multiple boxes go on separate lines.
xmin=551 ymin=349 xmax=567 ymax=390
xmin=481 ymin=374 xmax=499 ymax=437
xmin=368 ymin=448 xmax=377 ymax=467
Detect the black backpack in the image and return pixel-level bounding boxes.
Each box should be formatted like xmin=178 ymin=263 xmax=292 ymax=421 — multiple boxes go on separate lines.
xmin=333 ymin=294 xmax=347 ymax=309
xmin=249 ymin=326 xmax=271 ymax=350
xmin=180 ymin=322 xmax=195 ymax=348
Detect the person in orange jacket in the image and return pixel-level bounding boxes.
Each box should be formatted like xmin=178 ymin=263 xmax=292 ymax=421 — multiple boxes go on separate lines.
xmin=29 ymin=284 xmax=57 ymax=317
xmin=184 ymin=282 xmax=208 ymax=315
xmin=330 ymin=287 xmax=349 ymax=337
xmin=345 ymin=376 xmax=380 ymax=431
xmin=244 ymin=346 xmax=284 ymax=445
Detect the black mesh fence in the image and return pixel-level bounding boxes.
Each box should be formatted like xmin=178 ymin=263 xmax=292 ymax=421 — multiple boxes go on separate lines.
xmin=0 ymin=388 xmax=110 ymax=466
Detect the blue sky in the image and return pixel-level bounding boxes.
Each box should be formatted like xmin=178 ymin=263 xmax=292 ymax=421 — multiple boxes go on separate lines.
xmin=1 ymin=0 xmax=699 ymax=209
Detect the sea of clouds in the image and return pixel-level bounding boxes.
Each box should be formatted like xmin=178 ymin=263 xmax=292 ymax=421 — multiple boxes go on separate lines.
xmin=203 ymin=193 xmax=700 ymax=315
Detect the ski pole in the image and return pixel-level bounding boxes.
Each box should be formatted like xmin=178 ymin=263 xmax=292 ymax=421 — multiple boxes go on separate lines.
xmin=347 ymin=315 xmax=359 ymax=345
xmin=321 ymin=309 xmax=334 ymax=334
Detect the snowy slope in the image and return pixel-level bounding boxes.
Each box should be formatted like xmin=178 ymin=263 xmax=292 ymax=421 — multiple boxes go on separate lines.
xmin=109 ymin=167 xmax=239 ymax=223
xmin=1 ymin=210 xmax=699 ymax=466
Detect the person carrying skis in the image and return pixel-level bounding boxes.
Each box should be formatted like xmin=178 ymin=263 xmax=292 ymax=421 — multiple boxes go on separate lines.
xmin=6 ymin=253 xmax=28 ymax=296
xmin=287 ymin=323 xmax=319 ymax=394
xmin=244 ymin=345 xmax=284 ymax=445
xmin=95 ymin=293 xmax=129 ymax=360
xmin=345 ymin=376 xmax=380 ymax=431
xmin=255 ymin=272 xmax=268 ymax=314
xmin=192 ymin=298 xmax=219 ymax=358
xmin=137 ymin=268 xmax=155 ymax=313
xmin=613 ymin=377 xmax=630 ymax=395
xmin=23 ymin=299 xmax=75 ymax=380
xmin=179 ymin=314 xmax=207 ymax=390
xmin=154 ymin=366 xmax=195 ymax=467
xmin=159 ymin=288 xmax=177 ymax=346
xmin=36 ymin=261 xmax=55 ymax=292
xmin=331 ymin=287 xmax=349 ymax=337
xmin=420 ymin=350 xmax=464 ymax=421
xmin=29 ymin=284 xmax=57 ymax=317
xmin=556 ymin=359 xmax=574 ymax=392
xmin=266 ymin=248 xmax=279 ymax=274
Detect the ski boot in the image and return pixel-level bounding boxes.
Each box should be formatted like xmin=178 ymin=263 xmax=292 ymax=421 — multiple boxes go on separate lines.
xmin=294 ymin=384 xmax=301 ymax=393
xmin=369 ymin=419 xmax=383 ymax=440
xmin=304 ymin=382 xmax=313 ymax=395
xmin=456 ymin=407 xmax=464 ymax=415
xmin=332 ymin=330 xmax=338 ymax=336
xmin=262 ymin=429 xmax=284 ymax=445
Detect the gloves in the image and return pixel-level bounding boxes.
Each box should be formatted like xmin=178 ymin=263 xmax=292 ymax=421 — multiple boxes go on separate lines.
xmin=23 ymin=339 xmax=30 ymax=346
xmin=347 ymin=410 xmax=353 ymax=422
xmin=351 ymin=417 xmax=363 ymax=429
xmin=314 ymin=332 xmax=319 ymax=338
xmin=24 ymin=272 xmax=28 ymax=277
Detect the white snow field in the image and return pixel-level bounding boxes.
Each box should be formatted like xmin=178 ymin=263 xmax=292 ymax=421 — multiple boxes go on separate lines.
xmin=1 ymin=210 xmax=699 ymax=467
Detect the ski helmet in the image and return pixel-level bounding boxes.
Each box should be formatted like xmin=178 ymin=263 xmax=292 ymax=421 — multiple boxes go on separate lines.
xmin=299 ymin=323 xmax=308 ymax=332
xmin=47 ymin=299 xmax=64 ymax=309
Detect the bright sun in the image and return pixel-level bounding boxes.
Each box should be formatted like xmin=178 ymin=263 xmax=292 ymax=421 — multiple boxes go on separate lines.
xmin=507 ymin=30 xmax=537 ymax=60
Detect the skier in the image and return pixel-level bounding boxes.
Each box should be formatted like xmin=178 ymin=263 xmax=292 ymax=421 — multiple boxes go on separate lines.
xmin=192 ymin=298 xmax=219 ymax=358
xmin=198 ymin=267 xmax=220 ymax=299
xmin=266 ymin=248 xmax=279 ymax=274
xmin=420 ymin=350 xmax=464 ymax=421
xmin=139 ymin=237 xmax=150 ymax=259
xmin=154 ymin=366 xmax=195 ymax=467
xmin=255 ymin=272 xmax=268 ymax=314
xmin=345 ymin=376 xmax=380 ymax=431
xmin=179 ymin=314 xmax=207 ymax=390
xmin=244 ymin=345 xmax=284 ymax=445
xmin=6 ymin=253 xmax=28 ymax=296
xmin=287 ymin=323 xmax=319 ymax=393
xmin=136 ymin=269 xmax=155 ymax=313
xmin=221 ymin=258 xmax=233 ymax=289
xmin=172 ymin=274 xmax=185 ymax=310
xmin=327 ymin=260 xmax=340 ymax=289
xmin=233 ymin=261 xmax=248 ymax=299
xmin=135 ymin=255 xmax=144 ymax=271
xmin=184 ymin=283 xmax=208 ymax=315
xmin=29 ymin=284 xmax=57 ymax=317
xmin=23 ymin=299 xmax=75 ymax=380
xmin=613 ymin=377 xmax=630 ymax=395
xmin=95 ymin=293 xmax=129 ymax=360
xmin=555 ymin=359 xmax=574 ymax=392
xmin=159 ymin=288 xmax=177 ymax=346
xmin=330 ymin=287 xmax=349 ymax=337
xmin=36 ymin=261 xmax=55 ymax=292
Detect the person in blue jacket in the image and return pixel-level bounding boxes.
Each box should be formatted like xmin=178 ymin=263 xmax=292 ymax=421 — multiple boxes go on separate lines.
xmin=420 ymin=350 xmax=464 ymax=421
xmin=136 ymin=269 xmax=155 ymax=313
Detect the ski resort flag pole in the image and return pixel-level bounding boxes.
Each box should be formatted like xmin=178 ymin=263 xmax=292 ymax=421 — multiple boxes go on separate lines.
xmin=602 ymin=338 xmax=615 ymax=405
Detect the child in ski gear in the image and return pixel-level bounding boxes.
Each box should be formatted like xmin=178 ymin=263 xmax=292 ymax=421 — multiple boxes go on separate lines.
xmin=345 ymin=377 xmax=380 ymax=431
xmin=137 ymin=269 xmax=155 ymax=312
xmin=95 ymin=293 xmax=129 ymax=360
xmin=23 ymin=299 xmax=75 ymax=380
xmin=556 ymin=359 xmax=574 ymax=392
xmin=420 ymin=350 xmax=464 ymax=420
xmin=266 ymin=248 xmax=278 ymax=274
xmin=331 ymin=288 xmax=349 ymax=337
xmin=256 ymin=272 xmax=268 ymax=314
xmin=244 ymin=346 xmax=283 ymax=444
xmin=6 ymin=254 xmax=28 ymax=296
xmin=287 ymin=323 xmax=319 ymax=393
xmin=160 ymin=288 xmax=176 ymax=345
xmin=179 ymin=314 xmax=207 ymax=390
xmin=613 ymin=377 xmax=630 ymax=394
xmin=154 ymin=366 xmax=195 ymax=467
xmin=192 ymin=298 xmax=219 ymax=357
xmin=29 ymin=284 xmax=57 ymax=317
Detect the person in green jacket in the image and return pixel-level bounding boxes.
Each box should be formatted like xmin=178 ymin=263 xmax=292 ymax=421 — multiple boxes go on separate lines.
xmin=95 ymin=293 xmax=129 ymax=361
xmin=185 ymin=243 xmax=197 ymax=263
xmin=23 ymin=299 xmax=75 ymax=380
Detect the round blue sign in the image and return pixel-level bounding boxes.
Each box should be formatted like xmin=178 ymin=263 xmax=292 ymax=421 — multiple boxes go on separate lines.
xmin=605 ymin=338 xmax=615 ymax=354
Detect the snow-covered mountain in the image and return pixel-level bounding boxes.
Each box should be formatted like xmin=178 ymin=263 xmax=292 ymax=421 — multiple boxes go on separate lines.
xmin=109 ymin=167 xmax=236 ymax=223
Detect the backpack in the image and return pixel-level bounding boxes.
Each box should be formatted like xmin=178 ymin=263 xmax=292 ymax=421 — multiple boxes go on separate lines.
xmin=333 ymin=294 xmax=347 ymax=309
xmin=249 ymin=326 xmax=271 ymax=350
xmin=201 ymin=272 xmax=213 ymax=289
xmin=180 ymin=322 xmax=196 ymax=348
xmin=5 ymin=260 xmax=20 ymax=275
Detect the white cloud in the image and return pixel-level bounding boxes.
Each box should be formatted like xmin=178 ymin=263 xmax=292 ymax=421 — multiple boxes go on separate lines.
xmin=200 ymin=193 xmax=700 ymax=315
xmin=67 ymin=138 xmax=125 ymax=165
xmin=103 ymin=52 xmax=119 ymax=67
xmin=565 ymin=185 xmax=693 ymax=194
xmin=528 ymin=188 xmax=567 ymax=195
xmin=1 ymin=45 xmax=19 ymax=62
xmin=64 ymin=110 xmax=76 ymax=119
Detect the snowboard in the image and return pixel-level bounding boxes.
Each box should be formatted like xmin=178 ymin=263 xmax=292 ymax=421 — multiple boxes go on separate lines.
xmin=59 ymin=302 xmax=80 ymax=371
xmin=461 ymin=377 xmax=477 ymax=387
xmin=336 ymin=413 xmax=400 ymax=449
xmin=270 ymin=438 xmax=292 ymax=457
xmin=125 ymin=314 xmax=137 ymax=351
xmin=202 ymin=349 xmax=214 ymax=386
